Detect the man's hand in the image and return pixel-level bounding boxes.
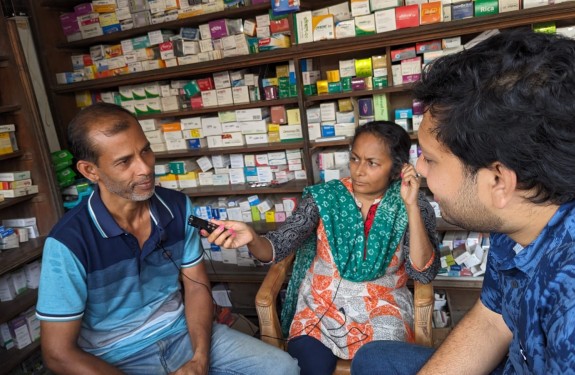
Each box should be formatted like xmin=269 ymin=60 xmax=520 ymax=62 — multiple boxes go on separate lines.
xmin=171 ymin=356 xmax=209 ymax=375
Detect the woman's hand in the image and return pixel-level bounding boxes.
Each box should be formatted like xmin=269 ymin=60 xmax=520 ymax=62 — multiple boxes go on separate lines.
xmin=203 ymin=219 xmax=255 ymax=250
xmin=400 ymin=163 xmax=421 ymax=208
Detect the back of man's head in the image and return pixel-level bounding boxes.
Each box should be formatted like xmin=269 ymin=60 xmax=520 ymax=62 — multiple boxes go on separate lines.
xmin=414 ymin=28 xmax=575 ymax=205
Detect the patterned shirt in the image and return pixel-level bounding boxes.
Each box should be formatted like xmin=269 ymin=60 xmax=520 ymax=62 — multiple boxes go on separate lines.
xmin=265 ymin=179 xmax=439 ymax=358
xmin=481 ymin=200 xmax=575 ymax=374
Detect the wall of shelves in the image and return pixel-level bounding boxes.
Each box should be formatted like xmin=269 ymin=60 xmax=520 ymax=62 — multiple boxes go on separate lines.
xmin=23 ymin=0 xmax=575 ymax=335
xmin=0 ymin=9 xmax=63 ymax=374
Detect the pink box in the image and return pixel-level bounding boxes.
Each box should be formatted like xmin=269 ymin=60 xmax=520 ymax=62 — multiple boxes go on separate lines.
xmin=191 ymin=97 xmax=203 ymax=109
xmin=60 ymin=13 xmax=80 ymax=35
xmin=351 ymin=77 xmax=366 ymax=91
xmin=209 ymin=19 xmax=229 ymax=40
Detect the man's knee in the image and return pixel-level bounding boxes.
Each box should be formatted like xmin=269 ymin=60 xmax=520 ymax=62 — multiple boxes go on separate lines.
xmin=352 ymin=341 xmax=434 ymax=375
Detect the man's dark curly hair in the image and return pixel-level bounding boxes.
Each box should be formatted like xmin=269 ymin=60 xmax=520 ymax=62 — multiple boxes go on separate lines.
xmin=413 ymin=28 xmax=575 ymax=205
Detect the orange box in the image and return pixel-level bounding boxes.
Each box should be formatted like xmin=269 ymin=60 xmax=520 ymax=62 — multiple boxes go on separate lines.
xmin=112 ymin=66 xmax=130 ymax=76
xmin=420 ymin=2 xmax=442 ymax=25
xmin=161 ymin=122 xmax=182 ymax=132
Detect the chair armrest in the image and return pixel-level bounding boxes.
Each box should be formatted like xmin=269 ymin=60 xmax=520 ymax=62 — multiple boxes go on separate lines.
xmin=255 ymin=253 xmax=294 ymax=350
xmin=413 ymin=281 xmax=434 ymax=347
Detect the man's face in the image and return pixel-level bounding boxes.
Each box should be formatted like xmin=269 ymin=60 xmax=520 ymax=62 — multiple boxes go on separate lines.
xmin=416 ymin=112 xmax=502 ymax=232
xmin=90 ymin=118 xmax=155 ymax=202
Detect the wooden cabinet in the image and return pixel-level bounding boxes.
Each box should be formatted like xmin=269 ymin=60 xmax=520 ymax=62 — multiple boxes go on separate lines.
xmin=0 ymin=11 xmax=63 ymax=375
xmin=24 ymin=0 xmax=575 ymax=321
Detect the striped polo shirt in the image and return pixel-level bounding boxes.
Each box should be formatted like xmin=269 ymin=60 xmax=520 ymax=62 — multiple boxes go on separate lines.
xmin=36 ymin=186 xmax=203 ymax=363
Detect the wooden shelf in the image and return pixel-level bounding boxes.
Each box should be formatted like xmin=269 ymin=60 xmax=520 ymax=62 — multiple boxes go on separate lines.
xmin=305 ymin=84 xmax=414 ymax=102
xmin=155 ymin=140 xmax=305 ymax=160
xmin=56 ymin=4 xmax=271 ymax=49
xmin=0 ymin=150 xmax=24 ymax=161
xmin=181 ymin=179 xmax=308 ymax=197
xmin=40 ymin=0 xmax=86 ymax=9
xmin=0 ymin=237 xmax=45 ymax=276
xmin=0 ymin=340 xmax=41 ymax=375
xmin=297 ymin=3 xmax=575 ymax=58
xmin=433 ymin=275 xmax=484 ymax=290
xmin=0 ymin=104 xmax=21 ymax=113
xmin=0 ymin=194 xmax=37 ymax=211
xmin=310 ymin=137 xmax=352 ymax=150
xmin=52 ymin=48 xmax=298 ymax=93
xmin=0 ymin=289 xmax=38 ymax=324
xmin=137 ymin=98 xmax=299 ymax=121
xmin=309 ymin=131 xmax=418 ymax=150
xmin=205 ymin=261 xmax=272 ymax=284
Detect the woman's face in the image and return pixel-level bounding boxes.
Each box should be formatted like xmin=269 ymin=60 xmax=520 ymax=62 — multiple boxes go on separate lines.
xmin=349 ymin=132 xmax=394 ymax=198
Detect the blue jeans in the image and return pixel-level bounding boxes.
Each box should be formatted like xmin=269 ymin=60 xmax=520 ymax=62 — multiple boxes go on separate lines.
xmin=114 ymin=323 xmax=299 ymax=374
xmin=351 ymin=341 xmax=434 ymax=375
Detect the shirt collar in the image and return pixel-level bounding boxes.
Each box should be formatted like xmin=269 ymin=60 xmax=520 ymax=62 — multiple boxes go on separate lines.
xmin=492 ymin=201 xmax=575 ymax=274
xmin=87 ymin=186 xmax=174 ymax=239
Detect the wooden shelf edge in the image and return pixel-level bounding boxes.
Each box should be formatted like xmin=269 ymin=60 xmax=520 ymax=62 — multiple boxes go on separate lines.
xmin=205 ymin=260 xmax=271 ymax=283
xmin=0 ymin=340 xmax=41 ymax=375
xmin=155 ymin=140 xmax=305 ymax=160
xmin=0 ymin=104 xmax=21 ymax=113
xmin=0 ymin=237 xmax=46 ymax=276
xmin=52 ymin=48 xmax=297 ymax=93
xmin=0 ymin=289 xmax=38 ymax=324
xmin=296 ymin=3 xmax=575 ymax=58
xmin=181 ymin=179 xmax=307 ymax=197
xmin=137 ymin=98 xmax=299 ymax=121
xmin=0 ymin=193 xmax=37 ymax=211
xmin=56 ymin=4 xmax=271 ymax=49
xmin=305 ymin=85 xmax=414 ymax=102
xmin=433 ymin=275 xmax=484 ymax=290
xmin=0 ymin=150 xmax=24 ymax=161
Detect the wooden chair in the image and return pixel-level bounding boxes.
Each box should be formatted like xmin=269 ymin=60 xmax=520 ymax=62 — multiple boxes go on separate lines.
xmin=255 ymin=253 xmax=434 ymax=375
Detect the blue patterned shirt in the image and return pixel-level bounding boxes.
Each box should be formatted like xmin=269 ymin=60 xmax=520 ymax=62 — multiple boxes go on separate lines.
xmin=481 ymin=200 xmax=575 ymax=374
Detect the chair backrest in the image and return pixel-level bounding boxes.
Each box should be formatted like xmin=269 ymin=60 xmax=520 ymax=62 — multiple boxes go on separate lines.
xmin=255 ymin=253 xmax=434 ymax=350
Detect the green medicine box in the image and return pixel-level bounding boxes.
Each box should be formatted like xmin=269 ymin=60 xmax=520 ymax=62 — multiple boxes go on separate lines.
xmin=474 ymin=0 xmax=499 ymax=17
xmin=328 ymin=82 xmax=342 ymax=93
xmin=373 ymin=76 xmax=388 ymax=89
xmin=341 ymin=77 xmax=352 ymax=92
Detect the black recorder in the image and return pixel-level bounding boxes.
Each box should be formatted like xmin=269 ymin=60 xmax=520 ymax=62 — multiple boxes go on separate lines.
xmin=187 ymin=215 xmax=218 ymax=234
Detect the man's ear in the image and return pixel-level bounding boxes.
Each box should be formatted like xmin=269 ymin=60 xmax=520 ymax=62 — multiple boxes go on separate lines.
xmin=489 ymin=162 xmax=517 ymax=209
xmin=76 ymin=160 xmax=99 ymax=183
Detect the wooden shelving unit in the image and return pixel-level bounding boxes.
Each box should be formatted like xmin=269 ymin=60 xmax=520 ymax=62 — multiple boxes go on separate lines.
xmin=0 ymin=12 xmax=63 ymax=374
xmin=24 ymin=0 xmax=575 ymax=339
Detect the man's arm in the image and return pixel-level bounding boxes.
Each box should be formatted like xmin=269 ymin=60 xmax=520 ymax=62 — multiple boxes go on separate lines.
xmin=175 ymin=261 xmax=214 ymax=375
xmin=41 ymin=320 xmax=124 ymax=375
xmin=418 ymin=299 xmax=512 ymax=374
